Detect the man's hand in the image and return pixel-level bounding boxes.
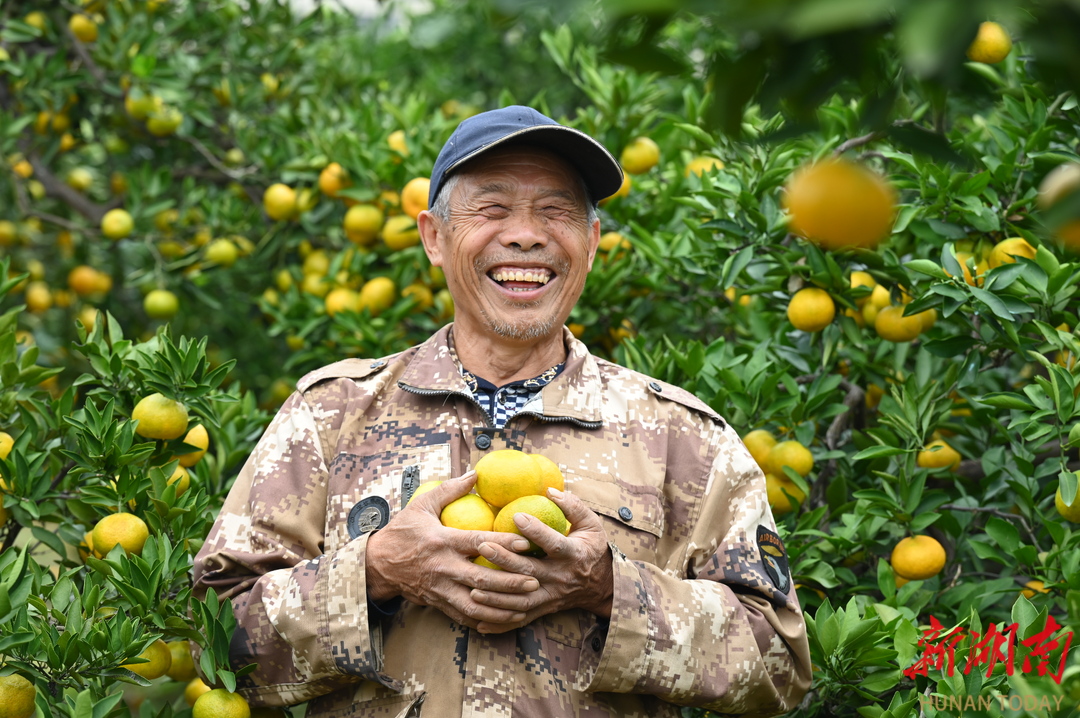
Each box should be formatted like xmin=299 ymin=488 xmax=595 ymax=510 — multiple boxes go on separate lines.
xmin=467 ymin=487 xmax=614 ymax=634
xmin=365 ymin=471 xmax=540 ymax=629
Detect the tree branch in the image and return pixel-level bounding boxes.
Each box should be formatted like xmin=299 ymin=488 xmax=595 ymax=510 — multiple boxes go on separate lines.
xmin=21 ymin=144 xmax=116 ymax=223
xmin=834 ymin=131 xmax=885 ymax=155
xmin=61 ymin=14 xmax=107 ymax=85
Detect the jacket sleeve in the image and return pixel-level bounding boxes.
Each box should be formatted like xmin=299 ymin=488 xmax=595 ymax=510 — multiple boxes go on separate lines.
xmin=574 ymin=419 xmax=812 ymax=717
xmin=192 ymin=391 xmax=398 ymax=707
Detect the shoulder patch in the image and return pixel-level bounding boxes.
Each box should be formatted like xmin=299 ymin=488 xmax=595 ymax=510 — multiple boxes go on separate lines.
xmin=644 ymin=378 xmax=725 ymax=426
xmin=296 ymin=356 xmax=394 ymax=393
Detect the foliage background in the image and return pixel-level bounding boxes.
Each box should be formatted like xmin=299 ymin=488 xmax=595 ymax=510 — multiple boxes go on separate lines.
xmin=3 ymin=0 xmax=1080 ymax=716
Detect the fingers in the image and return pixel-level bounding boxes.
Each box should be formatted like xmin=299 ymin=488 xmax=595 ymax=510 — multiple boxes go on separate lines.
xmin=410 ymin=470 xmax=477 ymax=514
xmin=510 ymin=512 xmax=572 ymax=557
xmin=546 ymin=488 xmax=603 ymax=533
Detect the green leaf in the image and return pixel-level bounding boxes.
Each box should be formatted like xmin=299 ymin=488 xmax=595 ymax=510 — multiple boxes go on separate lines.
xmin=852 ymin=445 xmax=907 ymax=461
xmin=905 ymin=259 xmax=949 ymax=280
xmin=984 ymin=516 xmax=1020 ymax=552
xmin=976 ymin=392 xmax=1034 ymax=411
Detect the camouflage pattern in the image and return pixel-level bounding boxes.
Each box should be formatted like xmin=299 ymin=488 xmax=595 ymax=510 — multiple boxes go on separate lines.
xmin=193 ymin=324 xmax=812 ymax=717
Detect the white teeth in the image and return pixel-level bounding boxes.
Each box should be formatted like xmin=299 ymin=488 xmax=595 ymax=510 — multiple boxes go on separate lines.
xmin=490 ymin=268 xmax=552 ymax=285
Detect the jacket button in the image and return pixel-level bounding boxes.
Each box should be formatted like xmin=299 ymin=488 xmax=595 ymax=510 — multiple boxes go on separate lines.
xmin=591 ymin=635 xmax=603 ymax=651
xmin=370 ymin=360 xmax=385 ymax=369
xmin=648 ymin=381 xmax=662 ymax=393
xmin=618 ymin=506 xmax=633 ymax=521
xmin=475 ymin=434 xmax=492 ymax=450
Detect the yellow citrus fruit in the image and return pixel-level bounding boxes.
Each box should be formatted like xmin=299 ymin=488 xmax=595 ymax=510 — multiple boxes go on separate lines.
xmin=205 ymin=238 xmax=239 ymax=267
xmin=598 ymin=232 xmax=631 ymax=254
xmin=891 ymin=535 xmax=947 ymax=580
xmin=166 ymin=465 xmax=191 ymax=497
xmin=850 ymin=271 xmax=877 ymax=307
xmin=724 ymin=287 xmax=752 ymax=307
xmin=784 ymin=158 xmax=896 ymax=250
xmin=402 ymin=283 xmax=434 ymax=312
xmin=407 ymin=481 xmax=443 ymax=505
xmin=473 ymin=555 xmax=502 ymax=570
xmin=66 ymin=167 xmax=93 ymax=192
xmin=358 ymin=277 xmax=396 ymax=315
xmin=12 ymin=159 xmax=33 ymax=179
xmin=0 ymin=674 xmax=36 ymax=718
xmin=787 ymin=288 xmax=835 ymax=332
xmin=101 ymin=208 xmax=134 ymax=240
xmin=1021 ymin=579 xmax=1050 ymax=599
xmin=766 ymin=440 xmax=814 ymax=478
xmin=343 ymin=204 xmax=384 ymax=246
xmin=620 ymin=137 xmax=660 ymax=175
xmin=24 ymin=282 xmax=52 ymax=313
xmin=302 ymin=249 xmax=330 ymax=277
xmin=987 ymin=237 xmax=1036 ymax=269
xmin=387 ymin=129 xmax=409 ymax=157
xmin=69 ymin=13 xmax=99 ymax=42
xmin=143 ymin=289 xmax=179 ymax=320
xmin=185 ymin=677 xmax=212 ymax=707
xmin=324 ymin=287 xmax=360 ymax=316
xmin=493 ymin=495 xmax=569 ymax=552
xmin=401 ymin=177 xmax=430 ymax=219
xmin=132 ymin=393 xmax=189 ymax=440
xmin=301 ymin=273 xmax=331 ymax=298
xmin=685 ymin=156 xmax=724 ymax=177
xmin=123 ymin=639 xmax=173 ymax=680
xmin=967 ymin=21 xmax=1012 ymax=64
xmin=382 ymin=215 xmax=420 ymax=251
xmin=743 ymin=429 xmax=777 ymax=469
xmin=599 ymin=171 xmax=631 ymax=205
xmin=0 ymin=431 xmax=13 ymax=460
xmin=874 ymin=305 xmax=923 ymax=343
xmin=318 ymin=162 xmax=350 ymax=198
xmin=192 ymin=689 xmax=251 ymax=718
xmin=68 ymin=265 xmax=103 ymax=296
xmin=24 ymin=11 xmax=48 ymax=31
xmin=947 ymin=252 xmax=988 ymax=287
xmin=92 ymin=512 xmax=150 ymax=557
xmin=765 ymin=473 xmax=805 ymax=515
xmin=165 ymin=640 xmax=197 ymax=682
xmin=475 ymin=449 xmax=543 ymax=508
xmin=146 ymin=106 xmax=183 ymax=136
xmin=175 ymin=424 xmax=208 ymax=467
xmin=917 ymin=439 xmax=961 ymax=471
xmin=263 ymin=183 xmax=296 ymax=221
xmin=441 ymin=493 xmax=496 ymax=531
xmin=530 ymin=454 xmax=565 ymax=493
xmin=0 ymin=220 xmax=16 ymax=247
xmin=1038 ymin=162 xmax=1080 ymax=250
xmin=1055 ymin=484 xmax=1080 ymax=522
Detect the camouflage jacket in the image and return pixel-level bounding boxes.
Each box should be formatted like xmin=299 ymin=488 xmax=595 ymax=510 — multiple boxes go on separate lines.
xmin=193 ymin=324 xmax=812 ymax=718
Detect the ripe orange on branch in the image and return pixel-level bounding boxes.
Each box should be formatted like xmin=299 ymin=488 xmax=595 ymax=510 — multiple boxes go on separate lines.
xmin=783 ymin=157 xmax=896 ymax=250
xmin=132 ymin=393 xmax=189 ymax=440
xmin=891 ymin=535 xmax=946 ymax=580
xmin=967 ymin=21 xmax=1012 ymax=64
xmin=787 ymin=288 xmax=835 ymax=332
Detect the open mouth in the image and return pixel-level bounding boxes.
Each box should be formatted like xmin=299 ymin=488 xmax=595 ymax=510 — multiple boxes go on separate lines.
xmin=487 ymin=266 xmax=555 ymax=293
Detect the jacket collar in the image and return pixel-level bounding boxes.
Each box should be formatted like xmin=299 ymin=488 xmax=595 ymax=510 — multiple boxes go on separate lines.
xmin=396 ymin=323 xmax=603 ymax=425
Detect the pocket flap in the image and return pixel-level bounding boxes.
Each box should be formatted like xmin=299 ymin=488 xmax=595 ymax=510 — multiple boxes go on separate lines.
xmin=565 ymin=471 xmax=664 ymax=537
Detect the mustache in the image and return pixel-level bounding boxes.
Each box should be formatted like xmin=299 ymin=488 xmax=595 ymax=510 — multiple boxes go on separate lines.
xmin=473 ymin=252 xmax=569 ymax=275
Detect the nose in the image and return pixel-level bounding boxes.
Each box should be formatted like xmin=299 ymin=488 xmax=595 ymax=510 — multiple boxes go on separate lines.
xmin=498 ymin=210 xmax=549 ymax=252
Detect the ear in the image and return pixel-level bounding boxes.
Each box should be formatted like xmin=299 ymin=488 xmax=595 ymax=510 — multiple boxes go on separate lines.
xmin=418 ymin=210 xmax=443 ymax=267
xmin=585 ymin=217 xmax=601 ymax=271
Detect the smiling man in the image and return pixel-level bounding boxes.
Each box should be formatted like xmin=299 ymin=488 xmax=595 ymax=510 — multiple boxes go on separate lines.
xmin=194 ymin=106 xmax=811 ymax=718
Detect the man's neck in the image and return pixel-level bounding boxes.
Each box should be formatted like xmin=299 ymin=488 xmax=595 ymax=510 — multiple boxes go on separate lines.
xmin=452 ymin=324 xmax=567 ymax=386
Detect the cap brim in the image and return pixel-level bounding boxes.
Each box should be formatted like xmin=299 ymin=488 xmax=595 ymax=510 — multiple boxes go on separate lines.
xmin=444 ymin=125 xmax=624 ymax=203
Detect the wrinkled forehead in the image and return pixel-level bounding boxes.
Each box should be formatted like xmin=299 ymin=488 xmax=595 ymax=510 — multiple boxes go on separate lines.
xmin=449 ymin=144 xmax=589 ymax=205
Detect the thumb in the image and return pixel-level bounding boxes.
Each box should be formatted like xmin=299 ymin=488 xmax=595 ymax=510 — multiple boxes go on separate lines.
xmin=410 ymin=470 xmax=477 ymax=515
xmin=546 ymin=487 xmax=602 ymax=533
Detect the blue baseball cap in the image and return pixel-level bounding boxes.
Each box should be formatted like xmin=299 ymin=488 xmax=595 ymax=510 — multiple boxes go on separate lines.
xmin=428 ymin=105 xmax=624 ymax=208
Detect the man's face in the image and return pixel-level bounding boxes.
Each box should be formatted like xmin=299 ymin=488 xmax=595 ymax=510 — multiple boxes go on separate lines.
xmin=418 ymin=145 xmax=600 ymax=343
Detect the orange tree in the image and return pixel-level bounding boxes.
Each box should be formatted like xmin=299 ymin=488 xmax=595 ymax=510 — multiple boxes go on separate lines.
xmin=4 ymin=0 xmax=1080 ymax=716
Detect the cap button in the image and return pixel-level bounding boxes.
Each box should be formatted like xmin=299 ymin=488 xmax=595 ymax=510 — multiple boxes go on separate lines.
xmin=370 ymin=360 xmax=385 ymax=369
xmin=618 ymin=506 xmax=633 ymax=521
xmin=475 ymin=434 xmax=492 ymax=450
xmin=591 ymin=635 xmax=603 ymax=651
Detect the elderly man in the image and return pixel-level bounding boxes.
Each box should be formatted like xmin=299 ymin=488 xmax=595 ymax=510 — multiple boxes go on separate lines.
xmin=193 ymin=106 xmax=811 ymax=718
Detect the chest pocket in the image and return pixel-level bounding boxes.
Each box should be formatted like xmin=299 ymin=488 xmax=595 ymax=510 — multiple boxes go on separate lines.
xmin=565 ymin=470 xmax=664 ymax=564
xmin=325 ymin=444 xmax=452 ymax=554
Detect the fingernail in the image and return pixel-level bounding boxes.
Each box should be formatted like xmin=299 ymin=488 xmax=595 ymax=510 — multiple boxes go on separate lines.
xmin=480 ymin=543 xmax=497 ymax=560
xmin=513 ymin=513 xmax=530 ymax=529
xmin=548 ymin=488 xmax=564 ymax=499
xmin=523 ymin=578 xmax=538 ymax=591
xmin=457 ymin=470 xmax=477 ymax=481
xmin=472 ymin=590 xmax=486 ymax=601
xmin=512 ymin=539 xmax=531 ymax=552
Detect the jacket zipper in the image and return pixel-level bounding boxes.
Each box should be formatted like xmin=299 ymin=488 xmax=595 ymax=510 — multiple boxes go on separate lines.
xmin=398 ymin=383 xmax=602 ymax=430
